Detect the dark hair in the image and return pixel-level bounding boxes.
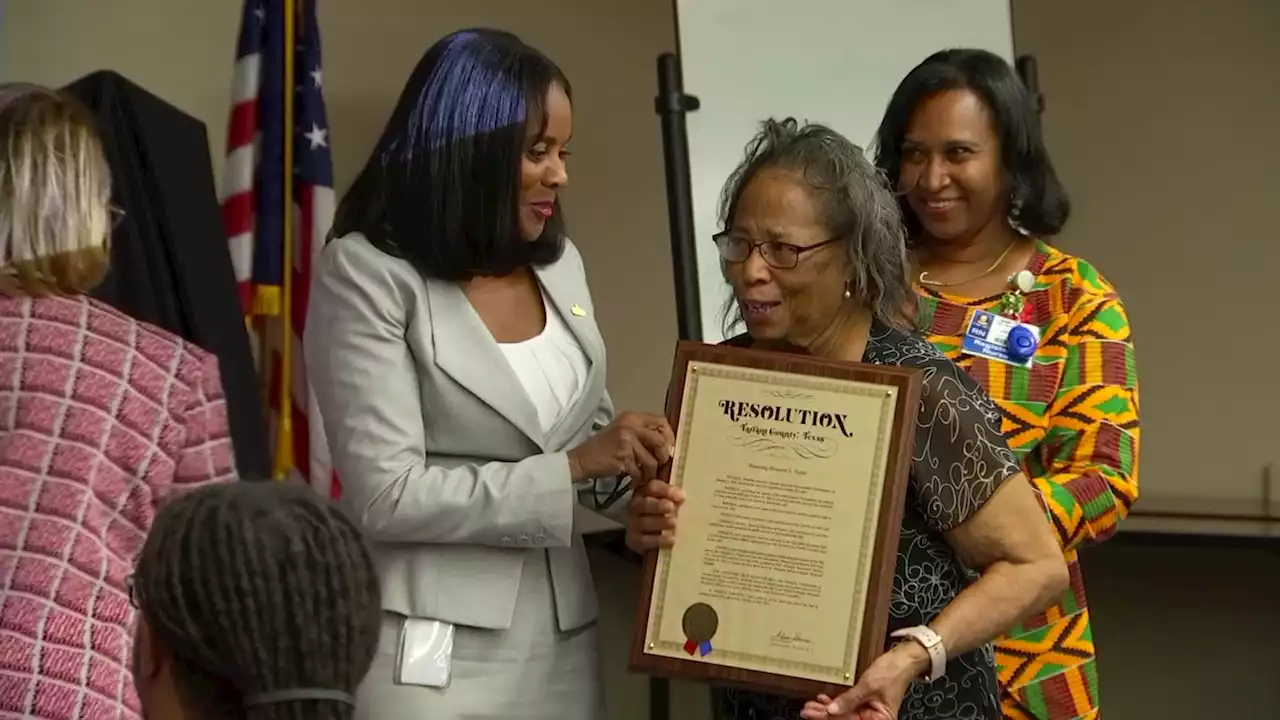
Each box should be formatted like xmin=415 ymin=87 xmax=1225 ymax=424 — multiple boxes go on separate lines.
xmin=873 ymin=48 xmax=1069 ymax=242
xmin=330 ymin=28 xmax=571 ymax=280
xmin=719 ymin=118 xmax=915 ymax=334
xmin=133 ymin=481 xmax=380 ymax=720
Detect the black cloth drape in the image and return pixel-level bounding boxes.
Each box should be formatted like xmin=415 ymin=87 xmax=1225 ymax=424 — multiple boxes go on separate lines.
xmin=63 ymin=70 xmax=270 ymax=480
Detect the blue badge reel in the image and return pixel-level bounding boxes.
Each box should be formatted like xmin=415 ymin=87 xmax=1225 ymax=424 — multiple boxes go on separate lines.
xmin=962 ymin=309 xmax=1040 ymax=368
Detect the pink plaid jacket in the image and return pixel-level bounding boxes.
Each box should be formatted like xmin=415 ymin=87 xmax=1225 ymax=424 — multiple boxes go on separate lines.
xmin=0 ymin=295 xmax=236 ymax=719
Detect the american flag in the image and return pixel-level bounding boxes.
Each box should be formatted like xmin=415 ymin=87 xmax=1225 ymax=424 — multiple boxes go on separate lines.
xmin=218 ymin=0 xmax=338 ymax=497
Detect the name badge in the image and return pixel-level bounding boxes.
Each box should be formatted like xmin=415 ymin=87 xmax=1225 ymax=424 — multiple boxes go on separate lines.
xmin=962 ymin=309 xmax=1040 ymax=369
xmin=395 ymin=617 xmax=455 ymax=688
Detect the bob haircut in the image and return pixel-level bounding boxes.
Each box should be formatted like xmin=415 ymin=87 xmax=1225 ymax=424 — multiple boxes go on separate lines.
xmin=331 ymin=28 xmax=572 ymax=281
xmin=873 ymin=48 xmax=1070 ymax=243
xmin=0 ymin=83 xmax=112 ymax=297
xmin=718 ymin=118 xmax=915 ymax=335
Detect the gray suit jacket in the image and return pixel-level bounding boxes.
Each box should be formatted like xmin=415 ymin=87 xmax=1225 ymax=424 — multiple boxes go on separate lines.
xmin=305 ymin=233 xmax=614 ymax=631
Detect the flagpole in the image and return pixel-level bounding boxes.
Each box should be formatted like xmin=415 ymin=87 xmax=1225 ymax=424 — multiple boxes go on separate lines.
xmin=275 ymin=0 xmax=297 ymax=481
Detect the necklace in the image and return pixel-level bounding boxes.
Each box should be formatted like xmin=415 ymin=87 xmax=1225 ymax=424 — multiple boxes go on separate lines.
xmin=917 ymin=240 xmax=1016 ymax=288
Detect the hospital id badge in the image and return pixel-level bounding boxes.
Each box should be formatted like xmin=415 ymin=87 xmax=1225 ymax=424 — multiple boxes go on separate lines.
xmin=395 ymin=617 xmax=455 ymax=688
xmin=962 ymin=309 xmax=1040 ymax=369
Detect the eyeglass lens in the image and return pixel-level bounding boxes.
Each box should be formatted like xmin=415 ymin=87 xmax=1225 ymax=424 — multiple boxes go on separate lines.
xmin=715 ymin=235 xmax=799 ymax=269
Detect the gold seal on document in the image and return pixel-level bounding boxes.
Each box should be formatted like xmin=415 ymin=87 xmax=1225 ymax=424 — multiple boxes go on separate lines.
xmin=681 ymin=602 xmax=719 ymax=643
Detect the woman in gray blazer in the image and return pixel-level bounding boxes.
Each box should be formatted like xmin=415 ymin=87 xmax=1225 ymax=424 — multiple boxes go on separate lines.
xmin=305 ymin=28 xmax=673 ymax=720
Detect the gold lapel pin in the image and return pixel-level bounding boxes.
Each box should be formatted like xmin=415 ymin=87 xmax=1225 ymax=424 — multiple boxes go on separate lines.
xmin=570 ymin=304 xmax=587 ymax=317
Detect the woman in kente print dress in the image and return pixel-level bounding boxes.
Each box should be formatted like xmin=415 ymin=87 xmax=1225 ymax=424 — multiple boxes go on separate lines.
xmin=875 ymin=50 xmax=1140 ymax=720
xmin=626 ymin=118 xmax=1069 ymax=720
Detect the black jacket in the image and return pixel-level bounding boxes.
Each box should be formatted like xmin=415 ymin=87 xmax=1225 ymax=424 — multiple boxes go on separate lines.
xmin=63 ymin=70 xmax=270 ymax=480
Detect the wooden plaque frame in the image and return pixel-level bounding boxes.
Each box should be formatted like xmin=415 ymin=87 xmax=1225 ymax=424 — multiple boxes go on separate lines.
xmin=628 ymin=341 xmax=922 ymax=699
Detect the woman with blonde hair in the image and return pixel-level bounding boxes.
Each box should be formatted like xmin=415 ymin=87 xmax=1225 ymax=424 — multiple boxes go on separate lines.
xmin=0 ymin=83 xmax=236 ymax=720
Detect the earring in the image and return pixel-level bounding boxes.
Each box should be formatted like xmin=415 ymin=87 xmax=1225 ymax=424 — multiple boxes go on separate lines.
xmin=843 ymin=280 xmax=852 ymax=299
xmin=1007 ymin=189 xmax=1031 ymax=236
xmin=1008 ymin=190 xmax=1024 ymax=220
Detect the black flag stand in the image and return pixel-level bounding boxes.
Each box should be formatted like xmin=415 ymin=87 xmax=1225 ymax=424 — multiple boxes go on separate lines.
xmin=648 ymin=50 xmax=702 ymax=720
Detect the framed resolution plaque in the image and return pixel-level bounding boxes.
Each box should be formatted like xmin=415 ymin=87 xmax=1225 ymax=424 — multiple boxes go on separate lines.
xmin=629 ymin=341 xmax=923 ymax=699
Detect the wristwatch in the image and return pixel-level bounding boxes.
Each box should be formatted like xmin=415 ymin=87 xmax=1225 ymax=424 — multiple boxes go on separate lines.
xmin=889 ymin=626 xmax=946 ymax=682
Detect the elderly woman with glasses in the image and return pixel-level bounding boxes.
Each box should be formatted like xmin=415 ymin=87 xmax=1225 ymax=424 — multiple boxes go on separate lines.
xmin=625 ymin=119 xmax=1069 ymax=720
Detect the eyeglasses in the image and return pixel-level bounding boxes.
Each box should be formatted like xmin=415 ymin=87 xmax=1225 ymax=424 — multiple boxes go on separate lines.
xmin=712 ymin=232 xmax=842 ymax=270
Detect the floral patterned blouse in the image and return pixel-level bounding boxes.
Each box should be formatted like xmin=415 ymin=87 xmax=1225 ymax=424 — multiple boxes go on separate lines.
xmin=715 ymin=321 xmax=1021 ymax=720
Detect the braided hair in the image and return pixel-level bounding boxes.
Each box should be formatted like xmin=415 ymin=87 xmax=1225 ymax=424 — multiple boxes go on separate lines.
xmin=133 ymin=481 xmax=380 ymax=720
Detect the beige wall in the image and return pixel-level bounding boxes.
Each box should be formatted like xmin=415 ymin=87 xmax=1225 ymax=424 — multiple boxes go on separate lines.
xmin=1013 ymin=0 xmax=1280 ymax=526
xmin=5 ymin=1 xmax=1279 ymax=718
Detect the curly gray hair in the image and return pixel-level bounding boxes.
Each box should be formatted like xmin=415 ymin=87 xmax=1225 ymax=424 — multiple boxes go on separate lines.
xmin=718 ymin=118 xmax=915 ymax=335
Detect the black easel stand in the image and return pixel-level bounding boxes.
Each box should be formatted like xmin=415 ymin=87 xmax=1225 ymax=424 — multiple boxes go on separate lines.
xmin=655 ymin=53 xmax=703 ymax=344
xmin=1016 ymin=54 xmax=1045 ymax=116
xmin=647 ymin=51 xmax=702 ymax=720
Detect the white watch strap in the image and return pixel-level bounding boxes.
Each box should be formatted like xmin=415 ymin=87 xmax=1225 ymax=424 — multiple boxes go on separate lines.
xmin=890 ymin=625 xmax=946 ymax=681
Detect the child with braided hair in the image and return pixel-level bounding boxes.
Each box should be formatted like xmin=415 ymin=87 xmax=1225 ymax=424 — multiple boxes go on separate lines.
xmin=127 ymin=481 xmax=381 ymax=720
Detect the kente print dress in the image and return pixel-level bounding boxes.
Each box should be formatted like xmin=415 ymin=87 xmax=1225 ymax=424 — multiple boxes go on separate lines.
xmin=714 ymin=322 xmax=1022 ymax=720
xmin=916 ymin=240 xmax=1140 ymax=720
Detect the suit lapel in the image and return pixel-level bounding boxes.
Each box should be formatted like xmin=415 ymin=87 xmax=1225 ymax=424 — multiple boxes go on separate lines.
xmin=535 ymin=256 xmax=605 ymax=450
xmin=425 ymin=280 xmax=546 ymax=449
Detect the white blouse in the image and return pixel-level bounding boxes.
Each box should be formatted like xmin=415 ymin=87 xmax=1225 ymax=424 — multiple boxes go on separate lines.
xmin=498 ymin=292 xmax=589 ymax=436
